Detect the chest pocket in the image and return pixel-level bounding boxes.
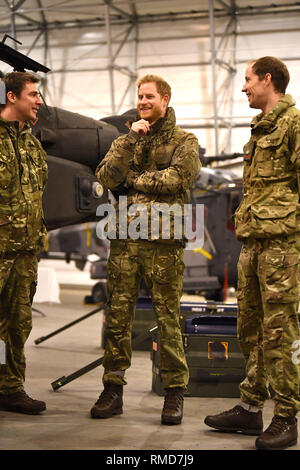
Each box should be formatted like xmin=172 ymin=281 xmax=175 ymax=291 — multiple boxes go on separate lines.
xmin=152 ymin=147 xmax=173 ymax=170
xmin=255 ymin=127 xmax=289 ymax=177
xmin=27 ymin=149 xmax=44 ymax=192
xmin=0 ymin=153 xmax=14 ymax=189
xmin=242 ymin=142 xmax=253 ymax=182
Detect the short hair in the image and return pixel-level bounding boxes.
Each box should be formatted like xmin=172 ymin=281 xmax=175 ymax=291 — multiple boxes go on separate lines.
xmin=2 ymin=71 xmax=40 ymax=99
xmin=251 ymin=56 xmax=290 ymax=94
xmin=137 ymin=74 xmax=172 ymax=101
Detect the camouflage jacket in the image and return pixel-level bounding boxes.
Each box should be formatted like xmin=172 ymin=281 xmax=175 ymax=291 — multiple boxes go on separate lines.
xmin=0 ymin=116 xmax=48 ymax=254
xmin=95 ymin=107 xmax=201 ymax=245
xmin=234 ymin=94 xmax=300 ymax=240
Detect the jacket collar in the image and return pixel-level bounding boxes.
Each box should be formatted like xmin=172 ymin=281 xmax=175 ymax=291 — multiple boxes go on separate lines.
xmin=129 ymin=106 xmax=176 ymax=137
xmin=0 ymin=114 xmax=32 ymax=135
xmin=251 ymin=94 xmax=295 ymax=131
xmin=149 ymin=106 xmax=176 ymax=136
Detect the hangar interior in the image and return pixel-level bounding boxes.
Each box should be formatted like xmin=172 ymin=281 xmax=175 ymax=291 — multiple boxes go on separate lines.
xmin=0 ymin=0 xmax=299 ymax=451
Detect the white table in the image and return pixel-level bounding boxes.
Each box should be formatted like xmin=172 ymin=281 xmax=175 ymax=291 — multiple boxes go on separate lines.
xmin=33 ymin=266 xmax=60 ymax=304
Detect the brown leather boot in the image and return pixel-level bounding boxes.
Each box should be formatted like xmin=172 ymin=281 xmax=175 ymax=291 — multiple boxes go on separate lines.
xmin=90 ymin=383 xmax=123 ymax=419
xmin=0 ymin=390 xmax=46 ymax=415
xmin=161 ymin=387 xmax=184 ymax=425
xmin=204 ymin=405 xmax=263 ymax=435
xmin=255 ymin=415 xmax=298 ymax=450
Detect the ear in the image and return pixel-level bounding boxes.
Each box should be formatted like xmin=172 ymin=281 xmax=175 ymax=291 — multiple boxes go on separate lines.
xmin=6 ymin=91 xmax=17 ymax=104
xmin=264 ymin=72 xmax=272 ymax=86
xmin=163 ymin=94 xmax=170 ymax=108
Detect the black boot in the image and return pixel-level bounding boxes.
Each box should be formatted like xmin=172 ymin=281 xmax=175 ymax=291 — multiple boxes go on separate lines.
xmin=204 ymin=405 xmax=263 ymax=435
xmin=161 ymin=387 xmax=184 ymax=425
xmin=90 ymin=383 xmax=123 ymax=419
xmin=0 ymin=390 xmax=46 ymax=415
xmin=255 ymin=415 xmax=298 ymax=450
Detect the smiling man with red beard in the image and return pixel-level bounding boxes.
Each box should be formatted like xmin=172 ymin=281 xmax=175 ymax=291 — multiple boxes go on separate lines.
xmin=137 ymin=80 xmax=169 ymax=127
xmin=92 ymin=74 xmax=201 ymax=425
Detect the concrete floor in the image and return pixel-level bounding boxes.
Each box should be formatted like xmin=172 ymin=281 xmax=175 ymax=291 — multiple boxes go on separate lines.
xmin=0 ymin=285 xmax=299 ymax=452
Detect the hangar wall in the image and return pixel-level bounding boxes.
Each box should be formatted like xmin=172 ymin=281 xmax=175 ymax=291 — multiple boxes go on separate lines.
xmin=0 ymin=2 xmax=299 ymax=161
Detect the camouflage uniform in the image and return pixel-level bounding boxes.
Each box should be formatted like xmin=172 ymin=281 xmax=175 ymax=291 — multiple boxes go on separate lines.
xmin=96 ymin=107 xmax=201 ymax=389
xmin=234 ymin=95 xmax=300 ymax=417
xmin=0 ymin=117 xmax=48 ymax=394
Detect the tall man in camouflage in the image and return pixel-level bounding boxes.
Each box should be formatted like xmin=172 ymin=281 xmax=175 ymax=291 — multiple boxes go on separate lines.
xmin=204 ymin=57 xmax=300 ymax=450
xmin=91 ymin=75 xmax=201 ymax=424
xmin=0 ymin=72 xmax=48 ymax=414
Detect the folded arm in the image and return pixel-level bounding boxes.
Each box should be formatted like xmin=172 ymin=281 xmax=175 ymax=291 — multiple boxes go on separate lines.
xmin=95 ymin=131 xmax=139 ymax=190
xmin=126 ymin=134 xmax=201 ymax=194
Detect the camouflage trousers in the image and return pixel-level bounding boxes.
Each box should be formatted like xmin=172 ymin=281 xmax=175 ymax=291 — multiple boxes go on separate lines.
xmin=102 ymin=239 xmax=189 ymax=389
xmin=0 ymin=251 xmax=38 ymax=394
xmin=237 ymin=234 xmax=300 ymax=417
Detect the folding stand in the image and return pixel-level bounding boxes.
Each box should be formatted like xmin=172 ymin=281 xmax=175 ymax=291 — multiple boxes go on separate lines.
xmin=32 ymin=307 xmax=46 ymax=317
xmin=51 ymin=325 xmax=158 ymax=391
xmin=34 ymin=302 xmax=106 ymax=345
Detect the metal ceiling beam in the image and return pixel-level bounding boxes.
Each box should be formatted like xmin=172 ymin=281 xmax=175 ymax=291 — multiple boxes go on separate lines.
xmin=209 ymin=0 xmax=219 ymax=155
xmin=14 ymin=12 xmax=42 ymax=26
xmin=224 ymin=0 xmax=238 ymax=154
xmin=1 ymin=2 xmax=300 ymax=29
xmin=35 ymin=0 xmax=49 ymax=100
xmin=51 ymin=53 xmax=300 ymax=74
xmin=215 ymin=0 xmax=231 ymax=13
xmin=9 ymin=24 xmax=300 ymax=51
xmin=1 ymin=6 xmax=300 ymax=34
xmin=112 ymin=23 xmax=134 ymax=62
xmin=208 ymin=0 xmax=238 ymax=155
xmin=4 ymin=0 xmax=18 ymax=48
xmin=15 ymin=0 xmax=300 ymax=15
xmin=25 ymin=28 xmax=43 ymax=55
xmin=12 ymin=0 xmax=27 ymax=11
xmin=105 ymin=1 xmax=116 ymax=114
xmin=1 ymin=0 xmax=299 ymax=150
xmin=103 ymin=1 xmax=138 ymax=114
xmin=103 ymin=0 xmax=132 ymax=21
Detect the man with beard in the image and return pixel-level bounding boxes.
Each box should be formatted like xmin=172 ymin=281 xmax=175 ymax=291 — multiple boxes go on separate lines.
xmin=91 ymin=74 xmax=201 ymax=425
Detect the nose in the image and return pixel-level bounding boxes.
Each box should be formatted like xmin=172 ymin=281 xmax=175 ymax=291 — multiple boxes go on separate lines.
xmin=36 ymin=94 xmax=43 ymax=105
xmin=241 ymin=82 xmax=247 ymax=93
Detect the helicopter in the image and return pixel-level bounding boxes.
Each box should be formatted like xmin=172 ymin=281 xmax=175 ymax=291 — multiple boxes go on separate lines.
xmin=30 ymin=103 xmax=242 ymax=303
xmin=0 ymin=36 xmax=243 ymax=303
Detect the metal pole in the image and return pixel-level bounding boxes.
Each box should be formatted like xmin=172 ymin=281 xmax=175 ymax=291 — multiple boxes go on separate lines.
xmin=209 ymin=0 xmax=219 ymax=155
xmin=34 ymin=305 xmax=105 ymax=345
xmin=116 ymin=79 xmax=132 ymax=114
xmin=105 ymin=2 xmax=116 ymax=114
xmin=42 ymin=29 xmax=49 ymax=99
xmin=112 ymin=23 xmax=134 ymax=63
xmin=227 ymin=10 xmax=238 ymax=153
xmin=8 ymin=0 xmax=17 ymax=49
xmin=130 ymin=2 xmax=138 ymax=108
xmin=129 ymin=35 xmax=138 ymax=108
xmin=51 ymin=325 xmax=158 ymax=391
xmin=26 ymin=30 xmax=43 ymax=55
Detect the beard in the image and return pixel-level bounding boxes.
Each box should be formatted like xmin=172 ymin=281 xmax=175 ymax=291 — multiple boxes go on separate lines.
xmin=138 ymin=105 xmax=164 ymax=124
